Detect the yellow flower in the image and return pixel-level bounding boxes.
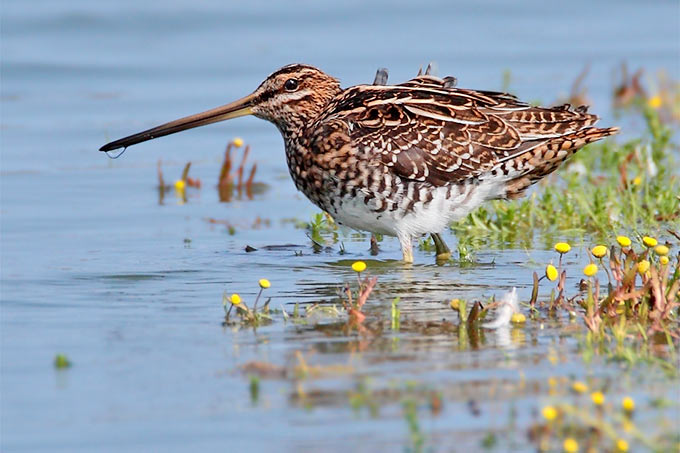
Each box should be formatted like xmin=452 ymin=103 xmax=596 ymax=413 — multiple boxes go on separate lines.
xmin=660 ymin=256 xmax=669 ymax=265
xmin=616 ymin=236 xmax=632 ymax=247
xmin=583 ymin=263 xmax=598 ymax=277
xmin=229 ymin=293 xmax=242 ymax=305
xmin=616 ymin=439 xmax=629 ymax=452
xmin=563 ymin=438 xmax=579 ymax=453
xmin=622 ymin=396 xmax=635 ymax=412
xmin=233 ymin=137 xmax=244 ymax=147
xmin=174 ymin=179 xmax=186 ymax=190
xmin=591 ymin=391 xmax=605 ymax=405
xmin=542 ymin=405 xmax=557 ymax=421
xmin=449 ymin=299 xmax=460 ymax=310
xmin=258 ymin=279 xmax=271 ymax=289
xmin=571 ymin=381 xmax=588 ymax=393
xmin=591 ymin=245 xmax=607 ymax=258
xmin=555 ymin=242 xmax=571 ymax=254
xmin=647 ymin=95 xmax=662 ymax=109
xmin=637 ymin=260 xmax=650 ymax=275
xmin=642 ymin=236 xmax=657 ymax=248
xmin=545 ymin=264 xmax=558 ymax=281
xmin=654 ymin=245 xmax=669 ymax=256
xmin=351 ymin=261 xmax=367 ymax=273
xmin=632 ymin=176 xmax=642 ymax=186
xmin=511 ymin=313 xmax=526 ymax=323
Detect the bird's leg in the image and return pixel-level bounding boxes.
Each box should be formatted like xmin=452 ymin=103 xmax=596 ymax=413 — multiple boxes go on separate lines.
xmin=398 ymin=234 xmax=414 ymax=263
xmin=431 ymin=233 xmax=451 ymax=262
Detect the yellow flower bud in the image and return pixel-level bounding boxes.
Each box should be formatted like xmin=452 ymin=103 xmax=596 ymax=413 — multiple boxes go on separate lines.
xmin=563 ymin=438 xmax=579 ymax=453
xmin=622 ymin=396 xmax=635 ymax=412
xmin=229 ymin=293 xmax=241 ymax=305
xmin=554 ymin=242 xmax=571 ymax=254
xmin=647 ymin=95 xmax=662 ymax=109
xmin=583 ymin=263 xmax=598 ymax=277
xmin=642 ymin=236 xmax=657 ymax=248
xmin=660 ymin=256 xmax=669 ymax=265
xmin=174 ymin=179 xmax=186 ymax=190
xmin=233 ymin=137 xmax=244 ymax=147
xmin=449 ymin=299 xmax=460 ymax=310
xmin=591 ymin=245 xmax=607 ymax=258
xmin=654 ymin=245 xmax=669 ymax=256
xmin=351 ymin=261 xmax=367 ymax=273
xmin=616 ymin=439 xmax=629 ymax=452
xmin=571 ymin=381 xmax=588 ymax=393
xmin=542 ymin=405 xmax=557 ymax=421
xmin=591 ymin=391 xmax=605 ymax=405
xmin=511 ymin=313 xmax=526 ymax=323
xmin=545 ymin=264 xmax=558 ymax=281
xmin=258 ymin=279 xmax=271 ymax=289
xmin=616 ymin=236 xmax=632 ymax=247
xmin=637 ymin=260 xmax=650 ymax=275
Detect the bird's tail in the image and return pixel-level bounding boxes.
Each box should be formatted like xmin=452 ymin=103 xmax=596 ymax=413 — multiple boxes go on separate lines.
xmin=502 ymin=126 xmax=619 ymax=199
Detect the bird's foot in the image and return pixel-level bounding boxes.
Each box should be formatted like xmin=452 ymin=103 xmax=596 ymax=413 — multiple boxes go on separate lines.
xmin=431 ymin=233 xmax=451 ymax=263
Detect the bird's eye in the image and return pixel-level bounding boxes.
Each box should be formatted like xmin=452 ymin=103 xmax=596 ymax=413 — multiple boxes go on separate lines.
xmin=284 ymin=78 xmax=299 ymax=91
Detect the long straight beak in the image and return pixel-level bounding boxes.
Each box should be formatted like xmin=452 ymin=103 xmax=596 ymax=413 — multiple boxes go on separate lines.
xmin=99 ymin=93 xmax=257 ymax=152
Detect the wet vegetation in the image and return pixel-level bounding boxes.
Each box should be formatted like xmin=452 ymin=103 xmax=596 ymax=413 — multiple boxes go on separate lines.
xmin=211 ymin=68 xmax=680 ymax=452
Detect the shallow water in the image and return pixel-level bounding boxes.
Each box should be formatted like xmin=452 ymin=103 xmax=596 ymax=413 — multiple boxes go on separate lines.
xmin=2 ymin=1 xmax=679 ymax=451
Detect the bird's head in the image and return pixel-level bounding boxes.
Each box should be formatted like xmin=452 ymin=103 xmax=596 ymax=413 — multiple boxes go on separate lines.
xmin=99 ymin=64 xmax=341 ymax=152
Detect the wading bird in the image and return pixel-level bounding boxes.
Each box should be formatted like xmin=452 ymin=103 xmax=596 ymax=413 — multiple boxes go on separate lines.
xmin=100 ymin=64 xmax=618 ymax=263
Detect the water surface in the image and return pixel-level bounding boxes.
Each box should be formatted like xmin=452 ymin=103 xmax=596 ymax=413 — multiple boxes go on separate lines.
xmin=1 ymin=1 xmax=679 ymax=451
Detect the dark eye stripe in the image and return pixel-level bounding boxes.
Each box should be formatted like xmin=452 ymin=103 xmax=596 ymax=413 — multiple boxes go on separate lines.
xmin=255 ymin=90 xmax=276 ymax=104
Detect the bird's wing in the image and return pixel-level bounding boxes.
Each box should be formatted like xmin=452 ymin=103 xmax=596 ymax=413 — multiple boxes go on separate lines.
xmin=316 ymin=76 xmax=601 ymax=186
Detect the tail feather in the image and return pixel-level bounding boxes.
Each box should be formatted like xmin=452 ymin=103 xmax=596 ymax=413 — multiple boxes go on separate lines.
xmin=502 ymin=126 xmax=619 ymax=199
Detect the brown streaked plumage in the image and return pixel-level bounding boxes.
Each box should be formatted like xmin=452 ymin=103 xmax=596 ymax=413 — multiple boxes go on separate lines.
xmin=100 ymin=64 xmax=618 ymax=263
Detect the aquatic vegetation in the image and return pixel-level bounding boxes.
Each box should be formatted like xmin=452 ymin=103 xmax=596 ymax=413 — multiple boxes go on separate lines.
xmin=532 ymin=238 xmax=678 ymax=338
xmin=617 ymin=236 xmax=632 ymax=247
xmin=217 ymin=137 xmax=264 ymax=202
xmin=295 ymin=212 xmax=339 ymax=248
xmin=342 ymin=261 xmax=378 ymax=325
xmin=614 ymin=65 xmax=680 ymax=124
xmin=555 ymin=242 xmax=572 ymax=254
xmin=222 ymin=280 xmax=272 ymax=326
xmin=402 ymin=396 xmax=425 ymax=453
xmin=613 ymin=64 xmax=646 ymax=109
xmin=642 ymin=236 xmax=658 ymax=248
xmin=546 ymin=264 xmax=559 ymax=281
xmin=591 ymin=245 xmax=608 ymax=258
xmin=529 ymin=383 xmax=674 ymax=452
xmin=391 ymin=297 xmax=401 ymax=330
xmin=53 ymin=354 xmax=71 ymax=369
xmin=249 ymin=376 xmax=260 ymax=405
xmin=156 ymin=160 xmax=201 ymax=204
xmin=583 ymin=263 xmax=598 ymax=277
xmin=219 ymin=69 xmax=678 ymax=452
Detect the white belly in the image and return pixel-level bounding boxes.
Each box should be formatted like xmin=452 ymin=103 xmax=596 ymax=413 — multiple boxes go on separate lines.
xmin=329 ymin=178 xmax=506 ymax=238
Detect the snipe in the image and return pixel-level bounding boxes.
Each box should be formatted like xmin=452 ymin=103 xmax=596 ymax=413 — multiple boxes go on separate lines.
xmin=100 ymin=64 xmax=618 ymax=263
